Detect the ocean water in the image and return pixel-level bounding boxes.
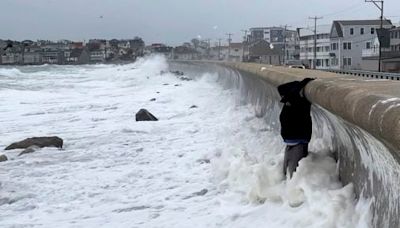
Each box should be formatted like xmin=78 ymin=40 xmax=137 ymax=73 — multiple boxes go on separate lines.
xmin=0 ymin=56 xmax=370 ymax=227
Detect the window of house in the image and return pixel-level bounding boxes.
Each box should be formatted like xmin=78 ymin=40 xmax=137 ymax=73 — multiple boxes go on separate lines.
xmin=343 ymin=42 xmax=352 ymax=50
xmin=360 ymin=28 xmax=364 ymax=35
xmin=371 ymin=28 xmax=375 ymax=34
xmin=331 ymin=43 xmax=337 ymax=50
xmin=316 ymin=47 xmax=321 ymax=52
xmin=331 ymin=58 xmax=338 ymax=66
xmin=325 ymin=46 xmax=330 ymax=52
xmin=396 ymin=31 xmax=399 ymax=39
xmin=366 ymin=42 xmax=371 ymax=49
xmin=325 ymin=59 xmax=330 ymax=67
xmin=343 ymin=57 xmax=352 ymax=66
xmin=316 ymin=59 xmax=321 ymax=66
xmin=350 ymin=28 xmax=354 ymax=35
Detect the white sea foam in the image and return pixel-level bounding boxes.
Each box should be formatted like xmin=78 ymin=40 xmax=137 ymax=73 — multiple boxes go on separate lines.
xmin=0 ymin=56 xmax=370 ymax=227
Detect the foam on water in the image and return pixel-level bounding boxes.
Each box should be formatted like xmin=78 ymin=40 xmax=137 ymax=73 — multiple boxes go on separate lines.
xmin=0 ymin=56 xmax=371 ymax=227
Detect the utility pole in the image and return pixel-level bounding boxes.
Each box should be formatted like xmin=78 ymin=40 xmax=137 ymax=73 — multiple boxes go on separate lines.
xmin=241 ymin=30 xmax=248 ymax=62
xmin=282 ymin=25 xmax=291 ymax=65
xmin=226 ymin=33 xmax=233 ymax=61
xmin=204 ymin=38 xmax=211 ymax=60
xmin=309 ymin=16 xmax=323 ymax=69
xmin=218 ymin=38 xmax=222 ymax=60
xmin=365 ymin=0 xmax=384 ymax=72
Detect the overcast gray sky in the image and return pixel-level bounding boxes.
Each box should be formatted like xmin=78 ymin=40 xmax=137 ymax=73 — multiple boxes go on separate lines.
xmin=1 ymin=0 xmax=400 ymax=45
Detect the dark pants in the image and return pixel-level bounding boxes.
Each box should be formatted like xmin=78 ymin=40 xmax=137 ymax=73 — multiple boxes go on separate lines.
xmin=283 ymin=144 xmax=309 ymax=178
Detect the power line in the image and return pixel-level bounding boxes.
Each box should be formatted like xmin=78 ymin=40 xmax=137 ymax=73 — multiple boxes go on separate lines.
xmin=321 ymin=3 xmax=365 ymax=18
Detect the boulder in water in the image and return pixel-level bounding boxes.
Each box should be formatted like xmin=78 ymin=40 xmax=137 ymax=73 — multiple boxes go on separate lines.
xmin=135 ymin=109 xmax=158 ymax=121
xmin=5 ymin=136 xmax=63 ymax=150
xmin=0 ymin=154 xmax=7 ymax=162
xmin=179 ymin=76 xmax=192 ymax=81
xmin=170 ymin=70 xmax=184 ymax=76
xmin=18 ymin=146 xmax=40 ymax=156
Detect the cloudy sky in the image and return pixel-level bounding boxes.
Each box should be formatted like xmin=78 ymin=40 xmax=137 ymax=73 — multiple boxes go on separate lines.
xmin=1 ymin=0 xmax=400 ymax=45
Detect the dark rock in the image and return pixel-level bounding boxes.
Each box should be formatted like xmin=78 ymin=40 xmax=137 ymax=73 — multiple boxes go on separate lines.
xmin=135 ymin=109 xmax=158 ymax=121
xmin=156 ymin=92 xmax=160 ymax=94
xmin=113 ymin=205 xmax=150 ymax=213
xmin=170 ymin=70 xmax=184 ymax=76
xmin=196 ymin=158 xmax=210 ymax=164
xmin=174 ymin=84 xmax=181 ymax=87
xmin=150 ymin=98 xmax=156 ymax=101
xmin=190 ymin=105 xmax=198 ymax=109
xmin=179 ymin=76 xmax=192 ymax=81
xmin=18 ymin=146 xmax=40 ymax=156
xmin=0 ymin=154 xmax=7 ymax=162
xmin=163 ymin=83 xmax=169 ymax=86
xmin=5 ymin=136 xmax=63 ymax=150
xmin=194 ymin=189 xmax=208 ymax=196
xmin=183 ymin=188 xmax=208 ymax=199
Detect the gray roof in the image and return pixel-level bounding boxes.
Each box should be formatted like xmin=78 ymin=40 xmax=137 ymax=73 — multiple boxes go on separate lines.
xmin=335 ymin=19 xmax=392 ymax=26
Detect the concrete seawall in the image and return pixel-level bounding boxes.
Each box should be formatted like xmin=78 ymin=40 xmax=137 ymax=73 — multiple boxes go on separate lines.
xmin=171 ymin=61 xmax=400 ymax=228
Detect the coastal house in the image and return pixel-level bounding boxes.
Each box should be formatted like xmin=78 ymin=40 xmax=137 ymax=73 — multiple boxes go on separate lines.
xmin=299 ymin=31 xmax=331 ymax=69
xmin=173 ymin=46 xmax=198 ymax=60
xmin=65 ymin=48 xmax=89 ymax=64
xmin=329 ymin=19 xmax=393 ymax=70
xmin=249 ymin=26 xmax=299 ymax=64
xmin=362 ymin=26 xmax=400 ymax=72
xmin=129 ymin=37 xmax=145 ymax=57
xmin=41 ymin=48 xmax=64 ymax=64
xmin=22 ymin=45 xmax=42 ymax=65
xmin=87 ymin=42 xmax=106 ymax=63
xmin=228 ymin=43 xmax=244 ymax=62
xmin=248 ymin=39 xmax=283 ymax=65
xmin=1 ymin=45 xmax=21 ymax=65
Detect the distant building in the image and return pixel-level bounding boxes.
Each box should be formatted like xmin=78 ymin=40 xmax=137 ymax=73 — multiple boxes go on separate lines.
xmin=1 ymin=45 xmax=22 ymax=65
xmin=248 ymin=40 xmax=283 ymax=65
xmin=41 ymin=48 xmax=64 ymax=64
xmin=173 ymin=46 xmax=198 ymax=60
xmin=87 ymin=42 xmax=106 ymax=62
xmin=249 ymin=27 xmax=299 ymax=64
xmin=65 ymin=48 xmax=90 ymax=64
xmin=329 ymin=19 xmax=393 ymax=70
xmin=129 ymin=37 xmax=145 ymax=57
xmin=150 ymin=43 xmax=173 ymax=55
xmin=300 ymin=32 xmax=331 ymax=69
xmin=362 ymin=26 xmax=400 ymax=72
xmin=228 ymin=42 xmax=244 ymax=62
xmin=23 ymin=52 xmax=42 ymax=65
xmin=249 ymin=27 xmax=285 ymax=44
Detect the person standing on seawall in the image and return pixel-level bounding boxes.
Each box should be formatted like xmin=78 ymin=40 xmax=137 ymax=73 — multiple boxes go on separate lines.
xmin=277 ymin=78 xmax=315 ymax=178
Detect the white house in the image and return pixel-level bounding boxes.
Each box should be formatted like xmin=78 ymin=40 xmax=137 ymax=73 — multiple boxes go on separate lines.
xmin=329 ymin=19 xmax=393 ymax=70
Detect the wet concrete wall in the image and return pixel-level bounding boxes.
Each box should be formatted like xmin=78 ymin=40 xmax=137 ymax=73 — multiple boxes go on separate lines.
xmin=170 ymin=61 xmax=400 ymax=228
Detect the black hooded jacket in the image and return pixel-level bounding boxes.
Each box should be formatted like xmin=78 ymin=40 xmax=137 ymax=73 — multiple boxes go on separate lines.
xmin=278 ymin=78 xmax=314 ymax=142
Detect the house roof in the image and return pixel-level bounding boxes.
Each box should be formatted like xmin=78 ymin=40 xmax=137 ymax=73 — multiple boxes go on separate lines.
xmin=331 ymin=20 xmax=393 ymax=38
xmin=335 ymin=19 xmax=392 ymax=26
xmin=230 ymin=43 xmax=243 ymax=49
